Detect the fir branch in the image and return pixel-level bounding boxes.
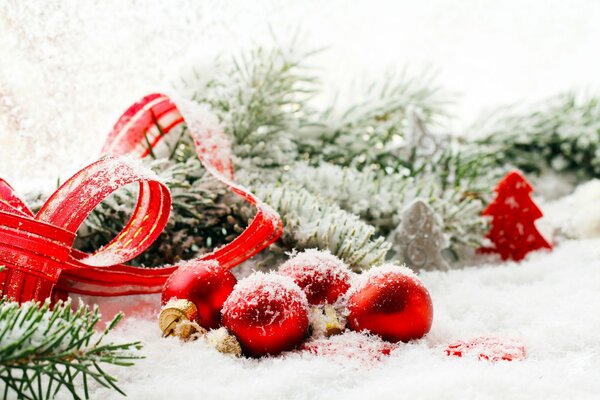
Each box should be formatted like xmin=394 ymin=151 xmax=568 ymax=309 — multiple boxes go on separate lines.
xmin=0 ymin=299 xmax=141 ymax=400
xmin=251 ymin=182 xmax=391 ymax=270
xmin=474 ymin=93 xmax=600 ymax=179
xmin=48 ymin=43 xmax=484 ymax=271
xmin=272 ymin=158 xmax=491 ymax=259
xmin=172 ymin=45 xmax=320 ymax=168
xmin=296 ymin=72 xmax=449 ymax=172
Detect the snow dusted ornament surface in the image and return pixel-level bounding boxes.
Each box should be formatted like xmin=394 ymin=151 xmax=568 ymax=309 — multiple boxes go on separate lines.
xmin=346 ymin=264 xmax=433 ymax=342
xmin=391 ymin=199 xmax=449 ymax=271
xmin=0 ymin=93 xmax=283 ymax=303
xmin=278 ymin=249 xmax=352 ymax=305
xmin=301 ymin=331 xmax=397 ymax=364
xmin=278 ymin=250 xmax=352 ymax=337
xmin=480 ymin=170 xmax=552 ymax=261
xmin=221 ymin=272 xmax=310 ymax=357
xmin=161 ymin=259 xmax=237 ymax=330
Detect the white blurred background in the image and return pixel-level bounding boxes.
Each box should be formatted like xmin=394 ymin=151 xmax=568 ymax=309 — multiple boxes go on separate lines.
xmin=2 ymin=0 xmax=600 ymax=191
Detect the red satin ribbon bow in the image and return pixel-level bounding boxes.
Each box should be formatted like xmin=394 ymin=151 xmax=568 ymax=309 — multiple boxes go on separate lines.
xmin=0 ymin=93 xmax=283 ymax=303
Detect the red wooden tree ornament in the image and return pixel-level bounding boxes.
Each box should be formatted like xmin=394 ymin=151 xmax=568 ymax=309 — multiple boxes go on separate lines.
xmin=480 ymin=170 xmax=552 ymax=261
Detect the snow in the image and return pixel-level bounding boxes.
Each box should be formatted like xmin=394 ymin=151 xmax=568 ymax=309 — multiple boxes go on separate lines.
xmin=2 ymin=1 xmax=600 ymax=398
xmin=346 ymin=263 xmax=422 ymax=299
xmin=87 ymin=238 xmax=600 ymax=399
xmin=554 ymin=180 xmax=600 ymax=238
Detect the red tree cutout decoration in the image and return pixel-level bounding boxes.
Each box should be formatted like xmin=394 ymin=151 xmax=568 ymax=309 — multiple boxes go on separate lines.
xmin=481 ymin=170 xmax=552 ymax=261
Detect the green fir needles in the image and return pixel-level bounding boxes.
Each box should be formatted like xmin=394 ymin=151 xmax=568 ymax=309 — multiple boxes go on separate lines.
xmin=475 ymin=93 xmax=600 ymax=180
xmin=0 ymin=299 xmax=141 ymax=400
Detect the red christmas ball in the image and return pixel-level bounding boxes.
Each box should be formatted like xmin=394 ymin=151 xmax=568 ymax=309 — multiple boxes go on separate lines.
xmin=162 ymin=260 xmax=236 ymax=330
xmin=347 ymin=265 xmax=433 ymax=342
xmin=221 ymin=272 xmax=309 ymax=357
xmin=278 ymin=249 xmax=352 ymax=305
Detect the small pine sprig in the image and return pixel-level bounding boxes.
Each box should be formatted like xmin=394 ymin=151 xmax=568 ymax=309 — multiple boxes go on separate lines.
xmin=296 ymin=72 xmax=449 ymax=172
xmin=474 ymin=93 xmax=600 ymax=179
xmin=0 ymin=299 xmax=141 ymax=400
xmin=171 ymin=44 xmax=320 ymax=168
xmin=251 ymin=181 xmax=391 ymax=270
xmin=275 ymin=158 xmax=492 ymax=259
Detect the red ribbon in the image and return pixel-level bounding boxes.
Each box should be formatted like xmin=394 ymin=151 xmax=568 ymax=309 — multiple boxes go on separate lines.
xmin=0 ymin=93 xmax=283 ymax=303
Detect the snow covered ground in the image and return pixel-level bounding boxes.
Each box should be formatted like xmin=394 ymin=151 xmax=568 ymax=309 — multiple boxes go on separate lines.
xmin=2 ymin=1 xmax=600 ymax=399
xmin=90 ymin=237 xmax=600 ymax=400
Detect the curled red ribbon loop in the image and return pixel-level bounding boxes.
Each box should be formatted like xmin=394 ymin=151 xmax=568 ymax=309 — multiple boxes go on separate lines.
xmin=100 ymin=94 xmax=283 ymax=270
xmin=0 ymin=158 xmax=171 ymax=302
xmin=0 ymin=93 xmax=283 ymax=302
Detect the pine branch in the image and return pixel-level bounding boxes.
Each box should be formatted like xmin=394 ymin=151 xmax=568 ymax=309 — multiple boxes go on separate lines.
xmin=296 ymin=72 xmax=449 ymax=172
xmin=34 ymin=43 xmax=484 ymax=270
xmin=0 ymin=299 xmax=141 ymax=400
xmin=172 ymin=44 xmax=320 ymax=168
xmin=271 ymin=158 xmax=492 ymax=260
xmin=250 ymin=181 xmax=391 ymax=271
xmin=474 ymin=93 xmax=600 ymax=179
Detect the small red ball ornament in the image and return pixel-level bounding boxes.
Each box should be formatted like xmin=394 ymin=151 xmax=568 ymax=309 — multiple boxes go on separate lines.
xmin=278 ymin=249 xmax=352 ymax=305
xmin=347 ymin=265 xmax=433 ymax=342
xmin=222 ymin=272 xmax=309 ymax=357
xmin=161 ymin=260 xmax=236 ymax=329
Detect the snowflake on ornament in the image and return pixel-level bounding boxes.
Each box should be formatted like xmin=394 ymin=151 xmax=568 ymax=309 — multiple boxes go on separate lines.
xmin=480 ymin=170 xmax=552 ymax=261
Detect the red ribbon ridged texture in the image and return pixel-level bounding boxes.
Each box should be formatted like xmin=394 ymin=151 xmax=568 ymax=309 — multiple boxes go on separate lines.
xmin=0 ymin=94 xmax=283 ymax=303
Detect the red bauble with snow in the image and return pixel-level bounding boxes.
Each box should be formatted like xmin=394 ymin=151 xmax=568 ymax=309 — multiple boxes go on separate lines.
xmin=221 ymin=273 xmax=309 ymax=357
xmin=278 ymin=249 xmax=352 ymax=305
xmin=347 ymin=265 xmax=433 ymax=342
xmin=481 ymin=170 xmax=552 ymax=261
xmin=161 ymin=260 xmax=237 ymax=329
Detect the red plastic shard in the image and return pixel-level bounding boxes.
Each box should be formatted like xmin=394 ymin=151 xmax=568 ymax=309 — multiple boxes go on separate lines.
xmin=445 ymin=336 xmax=526 ymax=362
xmin=300 ymin=331 xmax=398 ymax=364
xmin=480 ymin=170 xmax=552 ymax=261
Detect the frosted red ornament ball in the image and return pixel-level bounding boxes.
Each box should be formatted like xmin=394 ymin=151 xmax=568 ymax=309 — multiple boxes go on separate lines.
xmin=161 ymin=260 xmax=236 ymax=329
xmin=347 ymin=265 xmax=433 ymax=342
xmin=278 ymin=249 xmax=352 ymax=305
xmin=222 ymin=272 xmax=309 ymax=357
